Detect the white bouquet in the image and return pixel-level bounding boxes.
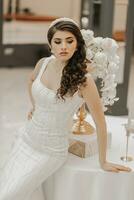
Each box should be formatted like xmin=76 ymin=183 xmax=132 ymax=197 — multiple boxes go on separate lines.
xmin=81 ymin=29 xmax=120 ymax=111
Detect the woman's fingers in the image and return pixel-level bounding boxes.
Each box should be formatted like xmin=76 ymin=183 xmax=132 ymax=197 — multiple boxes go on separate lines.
xmin=102 ymin=162 xmax=132 ymax=173
xmin=110 ymin=163 xmax=131 ymax=171
xmin=116 ymin=165 xmax=132 ymax=172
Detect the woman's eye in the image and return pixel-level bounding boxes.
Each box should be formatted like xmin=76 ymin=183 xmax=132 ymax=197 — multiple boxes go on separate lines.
xmin=54 ymin=41 xmax=61 ymax=44
xmin=54 ymin=40 xmax=73 ymax=44
xmin=67 ymin=40 xmax=73 ymax=44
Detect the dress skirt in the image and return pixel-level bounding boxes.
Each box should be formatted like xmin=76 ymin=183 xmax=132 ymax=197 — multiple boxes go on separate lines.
xmin=0 ymin=136 xmax=67 ymax=200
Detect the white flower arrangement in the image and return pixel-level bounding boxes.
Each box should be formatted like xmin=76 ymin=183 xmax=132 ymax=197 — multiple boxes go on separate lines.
xmin=81 ymin=29 xmax=120 ymax=111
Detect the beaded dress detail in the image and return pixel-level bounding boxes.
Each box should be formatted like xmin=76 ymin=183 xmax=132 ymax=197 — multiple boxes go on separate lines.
xmin=22 ymin=55 xmax=85 ymax=157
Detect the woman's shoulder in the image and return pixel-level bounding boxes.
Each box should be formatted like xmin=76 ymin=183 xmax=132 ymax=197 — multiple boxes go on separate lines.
xmin=36 ymin=56 xmax=48 ymax=65
xmin=36 ymin=54 xmax=53 ymax=64
xmin=86 ymin=61 xmax=94 ymax=73
xmin=29 ymin=57 xmax=47 ymax=81
xmin=85 ymin=61 xmax=96 ymax=83
xmin=79 ymin=72 xmax=94 ymax=92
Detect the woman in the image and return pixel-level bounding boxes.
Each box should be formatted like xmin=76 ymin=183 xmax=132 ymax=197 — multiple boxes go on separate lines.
xmin=0 ymin=17 xmax=131 ymax=200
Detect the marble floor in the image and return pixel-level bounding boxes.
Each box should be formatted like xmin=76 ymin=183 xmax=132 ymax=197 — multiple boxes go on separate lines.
xmin=0 ymin=57 xmax=134 ymax=170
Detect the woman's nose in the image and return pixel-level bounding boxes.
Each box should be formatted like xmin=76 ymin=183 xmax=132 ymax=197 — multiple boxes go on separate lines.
xmin=61 ymin=42 xmax=67 ymax=50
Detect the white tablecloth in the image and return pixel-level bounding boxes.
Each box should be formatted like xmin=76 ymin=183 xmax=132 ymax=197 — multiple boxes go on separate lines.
xmin=40 ymin=115 xmax=134 ymax=200
xmin=1 ymin=116 xmax=134 ymax=200
xmin=42 ymin=150 xmax=134 ymax=200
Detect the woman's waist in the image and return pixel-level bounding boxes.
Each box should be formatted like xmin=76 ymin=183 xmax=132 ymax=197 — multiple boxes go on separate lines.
xmin=25 ymin=120 xmax=70 ymax=136
xmin=26 ymin=117 xmax=72 ymax=132
xmin=22 ymin=130 xmax=69 ymax=151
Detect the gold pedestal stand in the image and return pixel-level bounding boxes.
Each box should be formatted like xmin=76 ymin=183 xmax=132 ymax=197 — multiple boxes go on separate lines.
xmin=69 ymin=104 xmax=95 ymax=157
xmin=72 ymin=103 xmax=95 ymax=135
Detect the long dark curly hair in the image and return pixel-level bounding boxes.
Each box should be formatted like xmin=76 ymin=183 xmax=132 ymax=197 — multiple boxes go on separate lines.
xmin=47 ymin=20 xmax=88 ymax=100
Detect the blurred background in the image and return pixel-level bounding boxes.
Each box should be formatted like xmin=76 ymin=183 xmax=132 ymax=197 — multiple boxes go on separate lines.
xmin=0 ymin=0 xmax=134 ymax=168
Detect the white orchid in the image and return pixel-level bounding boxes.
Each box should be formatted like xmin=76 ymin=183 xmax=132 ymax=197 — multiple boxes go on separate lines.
xmin=81 ymin=29 xmax=120 ymax=111
xmin=94 ymin=52 xmax=108 ymax=65
xmin=86 ymin=48 xmax=93 ymax=60
xmin=108 ymin=62 xmax=119 ymax=73
xmin=92 ymin=37 xmax=103 ymax=49
xmin=101 ymin=38 xmax=118 ymax=55
xmin=81 ymin=29 xmax=94 ymax=46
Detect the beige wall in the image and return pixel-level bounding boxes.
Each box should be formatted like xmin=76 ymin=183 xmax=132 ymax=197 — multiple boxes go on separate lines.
xmin=22 ymin=0 xmax=81 ymax=24
xmin=3 ymin=0 xmax=81 ymax=25
xmin=4 ymin=0 xmax=129 ymax=30
xmin=113 ymin=0 xmax=128 ymax=31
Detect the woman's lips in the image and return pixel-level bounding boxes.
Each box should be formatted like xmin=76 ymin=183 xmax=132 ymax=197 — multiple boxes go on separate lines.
xmin=59 ymin=52 xmax=68 ymax=56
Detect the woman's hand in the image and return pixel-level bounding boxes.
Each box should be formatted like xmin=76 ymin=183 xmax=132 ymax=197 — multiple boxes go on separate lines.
xmin=101 ymin=161 xmax=132 ymax=173
xmin=27 ymin=107 xmax=35 ymax=120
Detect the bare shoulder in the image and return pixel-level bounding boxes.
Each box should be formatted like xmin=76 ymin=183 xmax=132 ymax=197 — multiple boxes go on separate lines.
xmin=81 ymin=73 xmax=95 ymax=90
xmin=85 ymin=73 xmax=95 ymax=85
xmin=79 ymin=72 xmax=98 ymax=98
xmin=86 ymin=63 xmax=94 ymax=73
xmin=29 ymin=57 xmax=46 ymax=81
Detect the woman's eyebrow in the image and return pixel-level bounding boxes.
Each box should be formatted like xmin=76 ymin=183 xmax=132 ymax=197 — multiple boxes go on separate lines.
xmin=65 ymin=37 xmax=74 ymax=39
xmin=54 ymin=37 xmax=74 ymax=40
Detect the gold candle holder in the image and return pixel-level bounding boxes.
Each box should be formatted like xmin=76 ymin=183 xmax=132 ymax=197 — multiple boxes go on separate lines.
xmin=72 ymin=103 xmax=95 ymax=135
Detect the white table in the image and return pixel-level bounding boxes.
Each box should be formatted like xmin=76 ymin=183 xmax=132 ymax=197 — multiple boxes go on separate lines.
xmin=41 ymin=149 xmax=134 ymax=200
xmin=1 ymin=116 xmax=134 ymax=200
xmin=40 ymin=115 xmax=134 ymax=200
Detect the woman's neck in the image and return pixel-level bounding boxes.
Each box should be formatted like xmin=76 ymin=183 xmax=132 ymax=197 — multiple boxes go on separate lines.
xmin=53 ymin=58 xmax=67 ymax=73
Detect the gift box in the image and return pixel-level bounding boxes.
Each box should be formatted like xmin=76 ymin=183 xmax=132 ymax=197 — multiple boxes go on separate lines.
xmin=68 ymin=132 xmax=112 ymax=158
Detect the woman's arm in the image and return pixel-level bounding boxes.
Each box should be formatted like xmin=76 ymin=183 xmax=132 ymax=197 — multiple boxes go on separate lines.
xmin=27 ymin=57 xmax=45 ymax=119
xmin=80 ymin=73 xmax=131 ymax=172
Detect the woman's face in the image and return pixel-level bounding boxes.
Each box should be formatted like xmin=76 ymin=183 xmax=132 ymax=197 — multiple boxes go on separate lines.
xmin=50 ymin=30 xmax=77 ymax=62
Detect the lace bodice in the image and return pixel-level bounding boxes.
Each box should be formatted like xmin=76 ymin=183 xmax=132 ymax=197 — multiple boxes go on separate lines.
xmin=22 ymin=55 xmax=85 ymax=156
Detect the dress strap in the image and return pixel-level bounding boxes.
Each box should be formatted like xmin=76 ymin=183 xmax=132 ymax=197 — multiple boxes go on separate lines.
xmin=37 ymin=55 xmax=54 ymax=79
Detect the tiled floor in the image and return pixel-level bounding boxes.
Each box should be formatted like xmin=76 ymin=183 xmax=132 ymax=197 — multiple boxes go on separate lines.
xmin=0 ymin=58 xmax=134 ymax=169
xmin=0 ymin=67 xmax=32 ymax=168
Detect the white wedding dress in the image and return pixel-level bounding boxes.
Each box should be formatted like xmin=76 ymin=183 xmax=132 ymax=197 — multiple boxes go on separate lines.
xmin=0 ymin=55 xmax=85 ymax=200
